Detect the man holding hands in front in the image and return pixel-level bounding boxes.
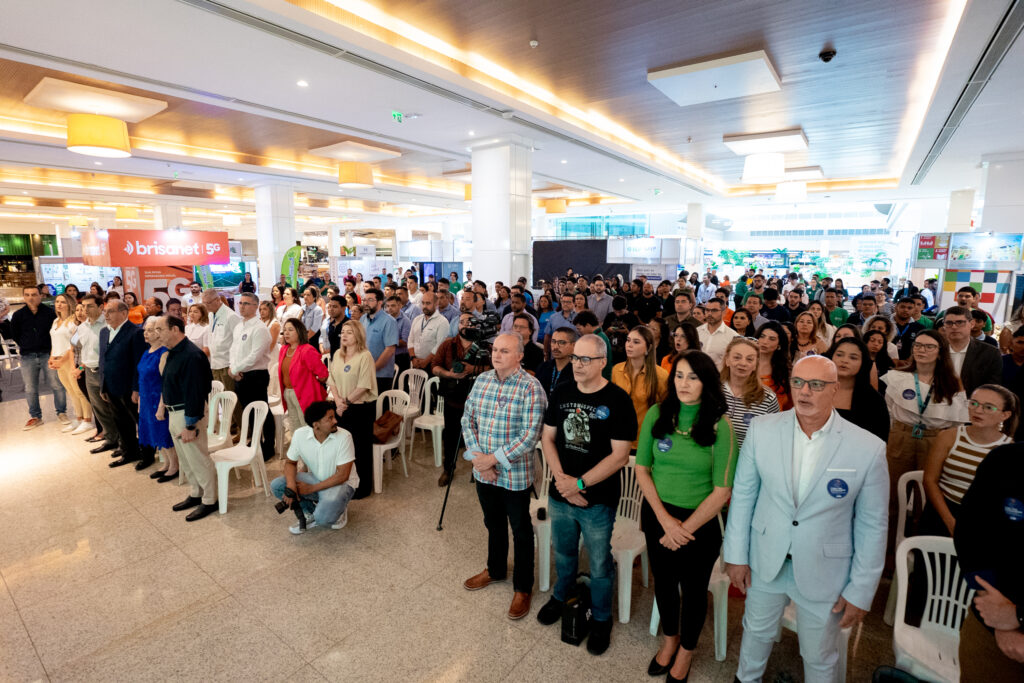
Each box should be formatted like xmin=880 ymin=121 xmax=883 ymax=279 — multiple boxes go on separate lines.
xmin=724 ymin=355 xmax=888 ymax=682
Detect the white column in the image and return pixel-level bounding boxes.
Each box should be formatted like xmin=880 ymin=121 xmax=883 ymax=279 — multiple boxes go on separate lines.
xmin=947 ymin=189 xmax=975 ymax=233
xmin=470 ymin=136 xmax=533 ymax=286
xmin=980 ymin=156 xmax=1024 ymax=232
xmin=685 ymin=203 xmax=704 ymax=269
xmin=152 ymin=202 xmax=183 ymax=231
xmin=254 ymin=184 xmax=296 ymax=291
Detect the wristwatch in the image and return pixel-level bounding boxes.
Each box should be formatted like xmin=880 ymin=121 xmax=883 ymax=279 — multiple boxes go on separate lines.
xmin=576 ymin=477 xmax=586 ymax=492
xmin=186 ymin=425 xmax=199 ymax=433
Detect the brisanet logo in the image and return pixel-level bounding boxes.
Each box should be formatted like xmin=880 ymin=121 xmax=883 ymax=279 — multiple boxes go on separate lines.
xmin=130 ymin=239 xmax=222 ymax=257
xmin=124 ymin=242 xmax=134 ymax=255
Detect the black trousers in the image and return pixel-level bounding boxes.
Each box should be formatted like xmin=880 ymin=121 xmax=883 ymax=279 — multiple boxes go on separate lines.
xmin=476 ymin=481 xmax=534 ymax=593
xmin=236 ymin=369 xmax=275 ymax=460
xmin=376 ymin=377 xmax=393 ymax=398
xmin=395 ymin=353 xmax=410 ymax=376
xmin=441 ymin=399 xmax=466 ymax=472
xmin=642 ymin=500 xmax=722 ymax=649
xmin=108 ymin=391 xmax=140 ymax=457
xmin=339 ymin=401 xmax=375 ymax=498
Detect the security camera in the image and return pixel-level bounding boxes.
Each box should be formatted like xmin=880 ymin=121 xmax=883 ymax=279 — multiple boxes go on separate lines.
xmin=819 ymin=48 xmax=837 ymax=63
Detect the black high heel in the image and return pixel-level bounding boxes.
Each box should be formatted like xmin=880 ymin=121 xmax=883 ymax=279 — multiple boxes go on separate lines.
xmin=647 ymin=651 xmax=676 ymax=677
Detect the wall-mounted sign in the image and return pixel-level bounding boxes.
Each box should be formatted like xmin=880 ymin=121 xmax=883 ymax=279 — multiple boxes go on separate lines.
xmin=607 ymin=237 xmax=680 ymax=264
xmin=356 ymin=245 xmax=377 ymax=259
xmin=623 ymin=238 xmax=660 ymax=259
xmin=949 ymin=232 xmax=1022 ymax=268
xmin=83 ymin=229 xmax=230 ymax=267
xmin=916 ymin=234 xmax=950 ymax=262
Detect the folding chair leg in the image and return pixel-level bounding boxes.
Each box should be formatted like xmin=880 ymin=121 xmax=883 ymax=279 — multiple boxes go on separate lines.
xmin=649 ymin=596 xmax=660 ymax=636
xmin=373 ymin=450 xmax=383 ymax=493
xmin=712 ymin=583 xmax=728 ymax=662
xmin=617 ymin=552 xmax=632 ymax=624
xmin=537 ymin=522 xmax=551 ymax=592
xmin=432 ymin=428 xmax=442 ymax=468
xmin=216 ymin=464 xmax=230 ymax=514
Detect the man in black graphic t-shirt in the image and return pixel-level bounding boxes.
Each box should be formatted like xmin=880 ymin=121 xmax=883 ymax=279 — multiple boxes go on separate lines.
xmin=535 ymin=334 xmax=636 ymax=656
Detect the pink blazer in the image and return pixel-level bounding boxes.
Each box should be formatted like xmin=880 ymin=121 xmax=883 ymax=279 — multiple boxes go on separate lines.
xmin=278 ymin=344 xmax=328 ymax=413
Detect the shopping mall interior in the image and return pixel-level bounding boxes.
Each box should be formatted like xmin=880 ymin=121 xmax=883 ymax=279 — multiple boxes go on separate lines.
xmin=2 ymin=0 xmax=1024 ymax=681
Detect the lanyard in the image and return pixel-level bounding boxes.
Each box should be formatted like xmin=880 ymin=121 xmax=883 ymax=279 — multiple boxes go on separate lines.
xmin=912 ymin=373 xmax=934 ymax=438
xmin=549 ymin=366 xmax=562 ymax=393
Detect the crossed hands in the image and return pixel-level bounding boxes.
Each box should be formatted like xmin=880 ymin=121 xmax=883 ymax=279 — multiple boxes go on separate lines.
xmin=658 ymin=515 xmax=695 ymax=550
xmin=553 ymin=472 xmax=588 ymax=507
xmin=471 ymin=452 xmax=498 ymax=483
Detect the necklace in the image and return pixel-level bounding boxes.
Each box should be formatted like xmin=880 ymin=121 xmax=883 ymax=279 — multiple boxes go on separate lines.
xmin=674 ymin=426 xmax=691 ymax=437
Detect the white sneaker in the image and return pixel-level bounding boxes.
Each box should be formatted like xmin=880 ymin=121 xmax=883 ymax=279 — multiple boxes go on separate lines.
xmin=331 ymin=510 xmax=348 ymax=530
xmin=61 ymin=420 xmax=79 ymax=433
xmin=71 ymin=421 xmax=92 ymax=435
xmin=289 ymin=513 xmax=317 ymax=535
xmin=56 ymin=413 xmax=71 ymax=425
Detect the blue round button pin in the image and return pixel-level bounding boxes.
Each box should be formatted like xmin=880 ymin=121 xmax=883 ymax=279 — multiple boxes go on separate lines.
xmin=902 ymin=389 xmax=916 ymax=400
xmin=743 ymin=413 xmax=755 ymax=425
xmin=656 ymin=437 xmax=672 ymax=452
xmin=594 ymin=406 xmax=610 ymax=420
xmin=1005 ymin=497 xmax=1024 ymax=522
xmin=827 ymin=478 xmax=849 ymax=499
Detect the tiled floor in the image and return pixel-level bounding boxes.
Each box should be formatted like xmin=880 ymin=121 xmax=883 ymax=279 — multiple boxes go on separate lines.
xmin=0 ymin=395 xmax=899 ymax=682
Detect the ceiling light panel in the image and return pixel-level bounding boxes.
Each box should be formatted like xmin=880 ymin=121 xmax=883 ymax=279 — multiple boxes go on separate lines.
xmin=784 ymin=166 xmax=825 ymax=180
xmin=723 ymin=128 xmax=808 ymax=155
xmin=24 ymin=77 xmax=167 ymax=122
xmin=648 ymin=50 xmax=781 ymax=107
xmin=310 ymin=140 xmax=402 ymax=163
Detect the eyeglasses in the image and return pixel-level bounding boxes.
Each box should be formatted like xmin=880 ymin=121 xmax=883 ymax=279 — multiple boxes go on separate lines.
xmin=551 ymin=339 xmax=573 ymax=347
xmin=968 ymin=400 xmax=1003 ymax=413
xmin=944 ymin=319 xmax=968 ymax=327
xmin=570 ymin=354 xmax=605 ymax=366
xmin=790 ymin=377 xmax=837 ymax=392
xmin=912 ymin=341 xmax=940 ymax=351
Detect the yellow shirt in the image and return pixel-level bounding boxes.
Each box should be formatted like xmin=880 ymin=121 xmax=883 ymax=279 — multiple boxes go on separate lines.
xmin=611 ymin=361 xmax=669 ymax=445
xmin=329 ymin=349 xmax=377 ymax=405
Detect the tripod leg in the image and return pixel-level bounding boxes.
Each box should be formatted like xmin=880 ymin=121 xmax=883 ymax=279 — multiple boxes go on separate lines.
xmin=436 ymin=432 xmax=463 ymax=531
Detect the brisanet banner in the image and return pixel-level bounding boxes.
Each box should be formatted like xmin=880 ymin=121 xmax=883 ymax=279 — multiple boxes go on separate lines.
xmin=84 ymin=229 xmax=230 ymax=267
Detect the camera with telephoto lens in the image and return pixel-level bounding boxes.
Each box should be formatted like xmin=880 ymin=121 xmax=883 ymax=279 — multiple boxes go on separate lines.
xmin=274 ymin=487 xmax=307 ymax=530
xmin=454 ymin=313 xmax=500 ymax=369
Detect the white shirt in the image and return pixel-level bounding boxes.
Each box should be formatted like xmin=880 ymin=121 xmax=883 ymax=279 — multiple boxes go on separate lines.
xmin=782 ymin=282 xmax=810 ymax=305
xmin=697 ymin=322 xmax=738 ymax=370
xmin=106 ymin=319 xmax=128 ymax=345
xmin=880 ymin=370 xmax=969 ymax=430
xmin=208 ymin=304 xmax=241 ymax=370
xmin=78 ymin=317 xmax=106 ymax=368
xmin=922 ymin=288 xmax=935 ymax=308
xmin=183 ymin=292 xmax=202 ymax=307
xmin=408 ymin=288 xmax=423 ymax=306
xmin=276 ymin=303 xmax=302 ymax=325
xmin=948 ymin=340 xmax=969 ymax=376
xmin=229 ymin=315 xmax=272 ymax=374
xmin=408 ymin=311 xmax=450 ymax=358
xmin=793 ymin=410 xmax=837 ymax=505
xmin=288 ymin=425 xmax=359 ymax=489
xmin=696 ymin=283 xmax=716 ymax=304
xmin=185 ymin=322 xmax=210 ymax=351
xmin=50 ymin=319 xmax=76 ymax=357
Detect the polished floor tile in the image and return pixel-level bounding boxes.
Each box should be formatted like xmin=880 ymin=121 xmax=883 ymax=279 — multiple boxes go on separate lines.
xmin=0 ymin=396 xmax=902 ymax=681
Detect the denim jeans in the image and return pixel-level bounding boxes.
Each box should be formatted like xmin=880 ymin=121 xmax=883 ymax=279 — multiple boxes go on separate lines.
xmin=549 ymin=497 xmax=617 ymax=622
xmin=19 ymin=352 xmax=66 ymax=419
xmin=270 ymin=472 xmax=354 ymax=526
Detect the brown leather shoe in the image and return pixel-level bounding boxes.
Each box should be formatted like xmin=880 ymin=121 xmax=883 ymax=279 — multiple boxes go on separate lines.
xmin=508 ymin=591 xmax=532 ymax=620
xmin=437 ymin=470 xmax=452 ymax=487
xmin=463 ymin=569 xmax=504 ymax=591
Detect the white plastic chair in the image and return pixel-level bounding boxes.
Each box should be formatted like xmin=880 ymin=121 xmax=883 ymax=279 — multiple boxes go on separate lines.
xmin=209 ymin=379 xmax=224 ymax=403
xmin=206 ymin=391 xmax=237 ymax=454
xmin=267 ymin=359 xmax=282 ymax=408
xmin=893 ymin=536 xmax=974 ymax=683
xmin=267 ymin=359 xmax=285 ymax=456
xmin=611 ymin=455 xmax=648 ymax=623
xmin=411 ymin=376 xmax=444 ymax=468
xmin=396 ymin=368 xmax=428 ymax=456
xmin=372 ymin=389 xmax=409 ymax=493
xmin=532 ymin=446 xmax=552 ymax=592
xmin=648 ymin=515 xmax=729 ymax=661
xmin=0 ymin=335 xmax=21 ymax=389
xmin=211 ymin=400 xmax=271 ymax=514
xmin=885 ymin=470 xmax=925 ymax=625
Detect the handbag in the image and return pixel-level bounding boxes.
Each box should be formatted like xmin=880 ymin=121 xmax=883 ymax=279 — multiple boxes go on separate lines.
xmin=372 ymin=410 xmax=403 ymax=443
xmin=560 ymin=578 xmax=592 ymax=646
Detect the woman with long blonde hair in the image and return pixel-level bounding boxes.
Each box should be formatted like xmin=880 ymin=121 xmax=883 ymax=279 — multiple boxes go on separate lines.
xmin=327 ymin=320 xmax=377 ymax=499
xmin=612 ymin=325 xmax=668 ymax=447
xmin=50 ymin=292 xmax=91 ymax=431
xmin=720 ymin=337 xmax=780 ymax=449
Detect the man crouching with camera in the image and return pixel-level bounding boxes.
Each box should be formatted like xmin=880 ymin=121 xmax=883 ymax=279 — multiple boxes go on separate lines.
xmin=270 ymin=401 xmax=358 ymax=534
xmin=431 ymin=312 xmax=488 ymax=487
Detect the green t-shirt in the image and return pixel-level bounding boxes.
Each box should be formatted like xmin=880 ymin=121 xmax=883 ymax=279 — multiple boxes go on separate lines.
xmin=917 ymin=315 xmax=934 ymax=329
xmin=449 ymin=281 xmax=463 ymax=294
xmin=595 ymin=329 xmax=613 ymax=380
xmin=635 ymin=403 xmax=738 ymax=509
xmin=828 ymin=306 xmax=849 ymax=327
xmin=734 ymin=278 xmax=749 ymax=299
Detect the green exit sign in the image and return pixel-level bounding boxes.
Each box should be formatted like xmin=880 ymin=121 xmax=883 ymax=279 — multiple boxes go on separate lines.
xmin=391 ymin=110 xmax=403 ymax=123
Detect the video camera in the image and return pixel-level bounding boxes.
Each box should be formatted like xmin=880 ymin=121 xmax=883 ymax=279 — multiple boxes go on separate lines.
xmin=454 ymin=312 xmax=500 ymax=369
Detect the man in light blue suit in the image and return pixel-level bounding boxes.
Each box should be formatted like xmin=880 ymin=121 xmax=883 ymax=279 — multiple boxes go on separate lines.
xmin=724 ymin=356 xmax=888 ymax=682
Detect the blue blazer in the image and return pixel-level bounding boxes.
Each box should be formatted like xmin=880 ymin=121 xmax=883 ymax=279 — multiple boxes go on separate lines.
xmin=723 ymin=410 xmax=889 ymax=610
xmin=98 ymin=322 xmax=146 ymax=396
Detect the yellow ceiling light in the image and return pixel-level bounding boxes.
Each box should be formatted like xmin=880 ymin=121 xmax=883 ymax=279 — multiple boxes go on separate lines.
xmin=742 ymin=153 xmax=785 ymax=184
xmin=545 ymin=198 xmax=568 ymax=214
xmin=464 ymin=185 xmax=472 ymax=203
xmin=68 ymin=216 xmax=90 ymax=227
xmin=775 ymin=180 xmax=807 ymax=203
xmin=338 ymin=161 xmax=374 ymax=188
xmin=65 ymin=113 xmax=131 ymax=158
xmin=115 ymin=206 xmax=139 ymax=219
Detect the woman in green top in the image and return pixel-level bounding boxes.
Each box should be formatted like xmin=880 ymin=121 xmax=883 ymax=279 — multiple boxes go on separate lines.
xmin=636 ymin=350 xmax=738 ymax=682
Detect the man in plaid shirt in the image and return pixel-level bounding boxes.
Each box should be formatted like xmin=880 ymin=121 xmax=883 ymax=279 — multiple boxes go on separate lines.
xmin=460 ymin=333 xmax=548 ymax=621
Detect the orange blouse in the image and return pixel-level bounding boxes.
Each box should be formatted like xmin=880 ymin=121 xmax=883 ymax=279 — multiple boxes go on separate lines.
xmin=760 ymin=373 xmax=792 ymax=410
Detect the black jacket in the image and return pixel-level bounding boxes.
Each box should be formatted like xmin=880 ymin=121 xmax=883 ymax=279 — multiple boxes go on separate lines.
xmin=959 ymin=338 xmax=1002 ymax=396
xmin=99 ymin=322 xmax=146 ymax=396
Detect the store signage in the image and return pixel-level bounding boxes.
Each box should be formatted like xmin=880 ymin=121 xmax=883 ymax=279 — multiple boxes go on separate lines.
xmin=356 ymin=245 xmax=377 ymax=259
xmin=84 ymin=229 xmax=229 ymax=267
xmin=916 ymin=234 xmax=950 ymax=261
xmin=228 ymin=240 xmax=243 ymax=262
xmin=622 ymin=238 xmax=661 ymax=259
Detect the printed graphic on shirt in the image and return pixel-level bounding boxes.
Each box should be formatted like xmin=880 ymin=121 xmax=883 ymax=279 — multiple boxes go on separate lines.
xmin=563 ymin=407 xmax=591 ymax=450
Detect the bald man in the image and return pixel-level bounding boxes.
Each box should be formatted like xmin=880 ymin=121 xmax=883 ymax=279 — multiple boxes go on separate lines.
xmin=724 ymin=356 xmax=889 ymax=683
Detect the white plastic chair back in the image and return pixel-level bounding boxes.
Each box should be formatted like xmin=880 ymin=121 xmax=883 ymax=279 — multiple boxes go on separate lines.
xmin=397 ymin=369 xmax=428 ymax=413
xmin=209 ymin=379 xmax=224 ymax=403
xmin=207 ymin=390 xmax=238 ymax=440
xmin=267 ymin=359 xmax=281 ymax=406
xmin=895 ymin=470 xmax=924 ymax=549
xmin=422 ymin=376 xmax=440 ymax=415
xmin=535 ymin=446 xmax=551 ymax=501
xmin=616 ymin=455 xmax=643 ymax=528
xmin=375 ymin=390 xmax=410 ymax=444
xmin=0 ymin=334 xmax=20 ymax=373
xmin=895 ymin=536 xmax=974 ymax=635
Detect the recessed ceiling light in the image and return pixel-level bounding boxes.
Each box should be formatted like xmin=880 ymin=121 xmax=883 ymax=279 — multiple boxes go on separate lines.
xmin=467 ymin=130 xmax=475 ymax=136
xmin=561 ymin=159 xmax=568 ymax=164
xmin=723 ymin=128 xmax=808 ymax=155
xmin=296 ymin=80 xmax=309 ymax=87
xmin=21 ymin=191 xmax=27 ymax=194
xmin=94 ymin=161 xmax=102 ymax=165
xmin=618 ymin=178 xmax=625 ymax=182
xmin=237 ymin=177 xmax=244 ymax=182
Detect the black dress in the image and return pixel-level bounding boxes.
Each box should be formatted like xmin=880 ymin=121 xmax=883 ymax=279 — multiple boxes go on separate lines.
xmin=837 ymin=386 xmax=891 ymax=443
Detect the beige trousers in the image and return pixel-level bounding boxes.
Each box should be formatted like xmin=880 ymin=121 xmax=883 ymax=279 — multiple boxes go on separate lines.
xmin=57 ymin=360 xmax=91 ymax=420
xmin=168 ymin=410 xmax=216 ymax=505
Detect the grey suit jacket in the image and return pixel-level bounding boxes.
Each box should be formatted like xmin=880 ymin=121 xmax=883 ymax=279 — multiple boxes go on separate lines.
xmin=723 ymin=411 xmax=889 ymax=609
xmin=960 ymin=338 xmax=1002 ymax=396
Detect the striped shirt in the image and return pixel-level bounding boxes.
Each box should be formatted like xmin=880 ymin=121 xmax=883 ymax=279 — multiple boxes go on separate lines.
xmin=461 ymin=367 xmax=548 ymax=491
xmin=722 ymin=382 xmax=780 ymax=449
xmin=938 ymin=425 xmax=1012 ymax=504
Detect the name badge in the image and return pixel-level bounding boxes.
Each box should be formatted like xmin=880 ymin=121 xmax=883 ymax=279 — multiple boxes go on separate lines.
xmin=902 ymin=389 xmax=916 ymax=400
xmin=343 ymin=365 xmax=351 ymax=373
xmin=827 ymin=478 xmax=849 ymax=499
xmin=656 ymin=437 xmax=672 ymax=452
xmin=241 ymin=333 xmax=248 ymax=341
xmin=743 ymin=412 xmax=755 ymax=425
xmin=1005 ymin=497 xmax=1024 ymax=522
xmin=594 ymin=406 xmax=610 ymax=420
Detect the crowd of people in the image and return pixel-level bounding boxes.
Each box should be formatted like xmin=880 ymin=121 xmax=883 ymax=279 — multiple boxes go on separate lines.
xmin=2 ymin=264 xmax=1022 ymax=680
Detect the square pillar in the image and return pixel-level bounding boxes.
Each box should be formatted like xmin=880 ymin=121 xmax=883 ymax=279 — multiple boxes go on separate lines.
xmin=471 ymin=136 xmax=533 ymax=286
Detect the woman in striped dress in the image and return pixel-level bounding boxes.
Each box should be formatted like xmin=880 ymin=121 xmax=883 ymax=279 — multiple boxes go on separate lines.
xmin=920 ymin=384 xmax=1019 ymax=536
xmin=720 ymin=337 xmax=779 ymax=450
